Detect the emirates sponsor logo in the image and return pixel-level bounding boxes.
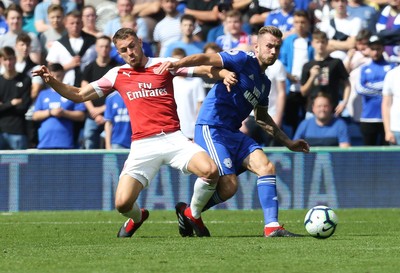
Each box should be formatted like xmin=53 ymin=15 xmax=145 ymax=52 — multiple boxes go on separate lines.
xmin=126 ymin=82 xmax=168 ymax=100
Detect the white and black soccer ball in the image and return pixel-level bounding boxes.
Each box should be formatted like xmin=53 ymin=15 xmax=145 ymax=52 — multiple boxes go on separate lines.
xmin=304 ymin=205 xmax=338 ymax=239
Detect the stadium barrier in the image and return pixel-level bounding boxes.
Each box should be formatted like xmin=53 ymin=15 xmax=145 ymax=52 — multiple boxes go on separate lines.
xmin=1 ymin=147 xmax=399 ymax=212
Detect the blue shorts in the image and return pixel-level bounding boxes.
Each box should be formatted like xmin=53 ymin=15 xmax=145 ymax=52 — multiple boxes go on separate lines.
xmin=194 ymin=125 xmax=261 ymax=176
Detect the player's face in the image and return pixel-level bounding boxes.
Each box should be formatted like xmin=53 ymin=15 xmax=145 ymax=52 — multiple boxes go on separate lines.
xmin=255 ymin=33 xmax=282 ymax=68
xmin=115 ymin=35 xmax=144 ymax=68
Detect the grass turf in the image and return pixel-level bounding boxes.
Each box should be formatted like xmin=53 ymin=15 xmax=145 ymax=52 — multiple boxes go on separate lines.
xmin=1 ymin=209 xmax=399 ymax=273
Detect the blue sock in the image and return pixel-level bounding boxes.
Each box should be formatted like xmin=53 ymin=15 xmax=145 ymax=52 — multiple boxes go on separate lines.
xmin=257 ymin=175 xmax=278 ymax=225
xmin=202 ymin=191 xmax=224 ymax=212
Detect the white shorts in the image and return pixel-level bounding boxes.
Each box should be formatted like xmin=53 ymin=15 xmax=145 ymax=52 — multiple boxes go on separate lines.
xmin=120 ymin=130 xmax=205 ymax=188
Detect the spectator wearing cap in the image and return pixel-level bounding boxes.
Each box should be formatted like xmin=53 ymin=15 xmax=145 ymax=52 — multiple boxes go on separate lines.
xmin=356 ymin=35 xmax=396 ymax=145
xmin=206 ymin=0 xmax=251 ymax=43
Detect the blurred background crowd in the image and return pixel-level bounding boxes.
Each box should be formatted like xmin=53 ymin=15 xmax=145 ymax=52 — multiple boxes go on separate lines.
xmin=0 ymin=0 xmax=399 ymax=150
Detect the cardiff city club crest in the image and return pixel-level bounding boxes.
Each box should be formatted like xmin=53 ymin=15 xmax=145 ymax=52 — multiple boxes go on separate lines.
xmin=223 ymin=158 xmax=232 ymax=168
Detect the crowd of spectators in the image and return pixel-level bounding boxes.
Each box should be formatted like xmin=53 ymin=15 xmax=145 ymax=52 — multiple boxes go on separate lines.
xmin=0 ymin=0 xmax=400 ymax=150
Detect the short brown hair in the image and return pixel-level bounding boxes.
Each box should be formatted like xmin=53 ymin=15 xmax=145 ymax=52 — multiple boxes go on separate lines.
xmin=5 ymin=3 xmax=23 ymax=18
xmin=112 ymin=27 xmax=138 ymax=45
xmin=16 ymin=32 xmax=32 ymax=45
xmin=47 ymin=4 xmax=64 ymax=15
xmin=258 ymin=26 xmax=282 ymax=39
xmin=171 ymin=47 xmax=186 ymax=57
xmin=203 ymin=42 xmax=222 ymax=53
xmin=312 ymin=30 xmax=328 ymax=41
xmin=0 ymin=46 xmax=16 ymax=58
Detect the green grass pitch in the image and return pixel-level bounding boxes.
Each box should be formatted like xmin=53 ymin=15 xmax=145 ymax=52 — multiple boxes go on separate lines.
xmin=1 ymin=209 xmax=400 ymax=273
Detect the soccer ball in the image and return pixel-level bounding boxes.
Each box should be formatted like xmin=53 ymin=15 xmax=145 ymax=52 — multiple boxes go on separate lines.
xmin=304 ymin=206 xmax=338 ymax=239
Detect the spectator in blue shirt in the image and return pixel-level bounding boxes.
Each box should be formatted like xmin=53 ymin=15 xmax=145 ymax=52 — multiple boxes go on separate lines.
xmin=294 ymin=92 xmax=351 ymax=147
xmin=104 ymin=91 xmax=132 ymax=149
xmin=32 ymin=63 xmax=86 ymax=149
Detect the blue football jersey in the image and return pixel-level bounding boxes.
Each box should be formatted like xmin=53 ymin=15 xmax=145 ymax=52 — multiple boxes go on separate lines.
xmin=196 ymin=50 xmax=271 ymax=130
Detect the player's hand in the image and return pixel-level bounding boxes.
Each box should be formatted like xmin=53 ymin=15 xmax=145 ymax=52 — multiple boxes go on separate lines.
xmin=287 ymin=139 xmax=310 ymax=153
xmin=154 ymin=61 xmax=176 ymax=74
xmin=32 ymin=65 xmax=53 ymax=83
xmin=223 ymin=71 xmax=237 ymax=92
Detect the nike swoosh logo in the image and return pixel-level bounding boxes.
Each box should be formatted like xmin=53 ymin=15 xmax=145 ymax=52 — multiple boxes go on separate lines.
xmin=322 ymin=225 xmax=334 ymax=232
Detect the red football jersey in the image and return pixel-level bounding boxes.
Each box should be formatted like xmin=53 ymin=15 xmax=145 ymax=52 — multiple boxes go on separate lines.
xmin=91 ymin=58 xmax=181 ymax=141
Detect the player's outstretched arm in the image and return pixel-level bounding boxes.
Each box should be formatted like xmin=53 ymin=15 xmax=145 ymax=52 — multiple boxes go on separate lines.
xmin=254 ymin=105 xmax=310 ymax=153
xmin=155 ymin=53 xmax=223 ymax=75
xmin=32 ymin=65 xmax=100 ymax=103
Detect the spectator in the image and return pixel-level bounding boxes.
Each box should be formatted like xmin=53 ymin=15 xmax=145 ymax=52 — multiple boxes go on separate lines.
xmin=206 ymin=0 xmax=251 ymax=43
xmin=315 ymin=0 xmax=362 ymax=61
xmin=0 ymin=1 xmax=8 ymax=36
xmin=20 ymin=0 xmax=38 ymax=35
xmin=215 ymin=9 xmax=251 ymax=51
xmin=307 ymin=0 xmax=333 ymax=31
xmin=300 ymin=30 xmax=350 ymax=118
xmin=347 ymin=0 xmax=378 ymax=33
xmin=264 ymin=0 xmax=296 ymax=40
xmin=294 ymin=92 xmax=351 ymax=147
xmin=343 ymin=29 xmax=371 ymax=123
xmin=38 ymin=4 xmax=66 ymax=62
xmin=163 ymin=14 xmax=205 ymax=57
xmin=46 ymin=10 xmax=97 ymax=86
xmin=81 ymin=35 xmax=119 ymax=149
xmin=375 ymin=0 xmax=400 ymax=63
xmin=104 ymin=91 xmax=132 ymax=149
xmin=34 ymin=0 xmax=77 ymax=33
xmin=103 ymin=0 xmax=149 ymax=42
xmin=81 ymin=5 xmax=102 ymax=38
xmin=153 ymin=0 xmax=183 ymax=57
xmin=14 ymin=32 xmax=43 ymax=148
xmin=131 ymin=0 xmax=164 ymax=43
xmin=184 ymin=0 xmax=220 ymax=41
xmin=0 ymin=4 xmax=42 ymax=64
xmin=356 ymin=35 xmax=396 ymax=145
xmin=172 ymin=47 xmax=205 ymax=140
xmin=0 ymin=46 xmax=32 ymax=150
xmin=247 ymin=0 xmax=280 ymax=33
xmin=279 ymin=10 xmax=314 ymax=137
xmin=382 ymin=64 xmax=400 ymax=145
xmin=32 ymin=63 xmax=86 ymax=149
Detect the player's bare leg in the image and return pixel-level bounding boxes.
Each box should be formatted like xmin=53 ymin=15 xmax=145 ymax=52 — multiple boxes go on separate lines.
xmin=244 ymin=149 xmax=302 ymax=237
xmin=115 ymin=175 xmax=149 ymax=238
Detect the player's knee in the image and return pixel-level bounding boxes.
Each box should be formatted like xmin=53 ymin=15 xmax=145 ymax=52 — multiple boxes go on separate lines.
xmin=201 ymin=160 xmax=219 ymax=181
xmin=258 ymin=160 xmax=275 ymax=175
